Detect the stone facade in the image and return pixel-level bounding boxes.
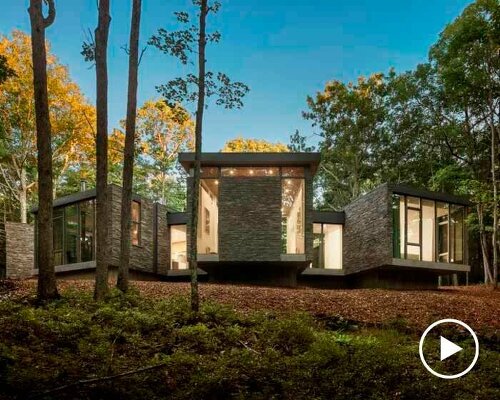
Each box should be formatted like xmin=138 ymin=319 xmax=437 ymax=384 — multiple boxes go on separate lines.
xmin=107 ymin=184 xmax=168 ymax=274
xmin=342 ymin=184 xmax=393 ymax=274
xmin=219 ymin=176 xmax=282 ymax=262
xmin=186 ymin=168 xmax=315 ymax=264
xmin=0 ymin=222 xmax=35 ymax=279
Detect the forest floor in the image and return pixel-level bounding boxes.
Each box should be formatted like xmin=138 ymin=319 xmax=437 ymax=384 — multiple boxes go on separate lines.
xmin=4 ymin=279 xmax=499 ymax=335
xmin=0 ymin=279 xmax=498 ymax=399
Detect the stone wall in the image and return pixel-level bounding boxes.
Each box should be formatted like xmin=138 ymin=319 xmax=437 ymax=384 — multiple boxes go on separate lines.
xmin=156 ymin=203 xmax=170 ymax=275
xmin=342 ymin=184 xmax=392 ymax=274
xmin=107 ymin=185 xmax=162 ymax=274
xmin=186 ymin=170 xmax=315 ymax=263
xmin=2 ymin=222 xmax=35 ymax=279
xmin=219 ymin=176 xmax=282 ymax=262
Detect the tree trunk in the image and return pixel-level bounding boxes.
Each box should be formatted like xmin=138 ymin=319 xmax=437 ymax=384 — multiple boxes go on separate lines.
xmin=28 ymin=0 xmax=59 ymax=301
xmin=117 ymin=0 xmax=141 ymax=293
xmin=491 ymin=119 xmax=498 ymax=288
xmin=19 ymin=168 xmax=27 ymax=224
xmin=188 ymin=0 xmax=208 ymax=313
xmin=94 ymin=0 xmax=111 ymax=301
xmin=477 ymin=204 xmax=493 ymax=283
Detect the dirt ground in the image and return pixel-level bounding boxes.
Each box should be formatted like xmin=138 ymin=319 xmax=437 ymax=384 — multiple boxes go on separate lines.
xmin=3 ymin=279 xmax=499 ymax=335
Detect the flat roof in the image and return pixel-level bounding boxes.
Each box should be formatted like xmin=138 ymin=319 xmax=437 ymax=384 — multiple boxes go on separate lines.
xmin=312 ymin=211 xmax=345 ymax=224
xmin=178 ymin=152 xmax=322 ymax=175
xmin=31 ymin=184 xmax=179 ymax=213
xmin=388 ymin=183 xmax=470 ymax=206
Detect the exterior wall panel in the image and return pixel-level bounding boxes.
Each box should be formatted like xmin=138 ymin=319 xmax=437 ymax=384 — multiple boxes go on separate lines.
xmin=219 ymin=177 xmax=282 ymax=261
xmin=342 ymin=184 xmax=392 ymax=274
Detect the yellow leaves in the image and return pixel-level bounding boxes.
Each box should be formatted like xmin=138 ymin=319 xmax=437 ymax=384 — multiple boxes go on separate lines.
xmin=221 ymin=136 xmax=290 ymax=152
xmin=0 ymin=30 xmax=96 ymax=167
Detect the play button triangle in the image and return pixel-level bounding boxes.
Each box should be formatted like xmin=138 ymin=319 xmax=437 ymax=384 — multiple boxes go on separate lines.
xmin=440 ymin=336 xmax=463 ymax=361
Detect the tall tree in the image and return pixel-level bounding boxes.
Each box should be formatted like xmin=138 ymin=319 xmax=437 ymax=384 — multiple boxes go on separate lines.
xmin=0 ymin=31 xmax=96 ymax=223
xmin=150 ymin=0 xmax=249 ymax=311
xmin=117 ymin=0 xmax=142 ymax=292
xmin=28 ymin=0 xmax=59 ymax=301
xmin=221 ymin=136 xmax=289 ymax=152
xmin=94 ymin=0 xmax=111 ymax=300
xmin=429 ymin=0 xmax=500 ymax=286
xmin=304 ymin=74 xmax=387 ymax=210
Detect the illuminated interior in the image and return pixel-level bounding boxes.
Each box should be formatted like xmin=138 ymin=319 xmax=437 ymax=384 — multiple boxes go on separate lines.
xmin=313 ymin=223 xmax=343 ymax=269
xmin=170 ymin=224 xmax=188 ymax=270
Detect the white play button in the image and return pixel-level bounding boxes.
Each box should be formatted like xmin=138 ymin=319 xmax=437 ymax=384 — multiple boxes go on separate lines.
xmin=419 ymin=319 xmax=480 ymax=379
xmin=440 ymin=336 xmax=462 ymax=361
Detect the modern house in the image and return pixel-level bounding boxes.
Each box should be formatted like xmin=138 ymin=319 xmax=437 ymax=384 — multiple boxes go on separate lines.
xmin=0 ymin=152 xmax=470 ymax=289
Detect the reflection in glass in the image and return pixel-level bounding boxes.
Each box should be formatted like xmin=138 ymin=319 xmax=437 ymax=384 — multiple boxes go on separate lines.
xmin=450 ymin=205 xmax=464 ymax=264
xmin=198 ymin=179 xmax=218 ymax=254
xmin=282 ymin=179 xmax=305 ymax=254
xmin=53 ymin=208 xmax=64 ymax=266
xmin=170 ymin=225 xmax=188 ymax=270
xmin=422 ymin=199 xmax=435 ymax=261
xmin=80 ymin=201 xmax=95 ymax=262
xmin=65 ymin=204 xmax=78 ymax=264
xmin=436 ymin=202 xmax=449 ymax=262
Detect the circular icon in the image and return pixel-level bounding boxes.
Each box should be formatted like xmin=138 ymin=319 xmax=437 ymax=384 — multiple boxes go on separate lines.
xmin=419 ymin=318 xmax=479 ymax=379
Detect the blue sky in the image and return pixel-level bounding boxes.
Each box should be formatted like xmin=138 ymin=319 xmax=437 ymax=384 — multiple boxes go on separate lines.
xmin=1 ymin=0 xmax=471 ymax=151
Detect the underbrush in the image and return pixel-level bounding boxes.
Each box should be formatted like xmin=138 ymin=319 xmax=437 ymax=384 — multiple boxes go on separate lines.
xmin=0 ymin=288 xmax=498 ymax=400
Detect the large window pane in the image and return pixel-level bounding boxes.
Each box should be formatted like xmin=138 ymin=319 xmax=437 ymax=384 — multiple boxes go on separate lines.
xmin=450 ymin=205 xmax=464 ymax=264
xmin=436 ymin=202 xmax=449 ymax=262
xmin=407 ymin=245 xmax=420 ymax=260
xmin=323 ymin=224 xmax=342 ymax=269
xmin=64 ymin=204 xmax=79 ymax=264
xmin=407 ymin=208 xmax=421 ymax=245
xmin=312 ymin=223 xmax=323 ymax=268
xmin=282 ymin=179 xmax=305 ymax=254
xmin=80 ymin=200 xmax=95 ymax=262
xmin=198 ymin=179 xmax=218 ymax=254
xmin=170 ymin=225 xmax=188 ymax=270
xmin=53 ymin=208 xmax=64 ymax=266
xmin=422 ymin=199 xmax=435 ymax=262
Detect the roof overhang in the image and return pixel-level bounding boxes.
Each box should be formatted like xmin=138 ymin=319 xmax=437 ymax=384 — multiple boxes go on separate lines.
xmin=388 ymin=183 xmax=471 ymax=206
xmin=312 ymin=211 xmax=345 ymax=224
xmin=178 ymin=152 xmax=322 ymax=175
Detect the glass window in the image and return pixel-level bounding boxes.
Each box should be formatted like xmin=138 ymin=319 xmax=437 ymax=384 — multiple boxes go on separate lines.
xmin=312 ymin=223 xmax=323 ymax=268
xmin=131 ymin=201 xmax=141 ymax=246
xmin=170 ymin=225 xmax=188 ymax=270
xmin=221 ymin=167 xmax=279 ymax=177
xmin=282 ymin=167 xmax=305 ymax=177
xmin=392 ymin=195 xmax=401 ymax=258
xmin=198 ymin=179 xmax=218 ymax=254
xmin=323 ymin=224 xmax=342 ymax=269
xmin=450 ymin=205 xmax=464 ymax=264
xmin=282 ymin=178 xmax=305 ymax=254
xmin=311 ymin=223 xmax=343 ymax=269
xmin=393 ymin=194 xmax=465 ymax=265
xmin=422 ymin=199 xmax=435 ymax=262
xmin=53 ymin=208 xmax=64 ymax=266
xmin=80 ymin=200 xmax=95 ymax=262
xmin=436 ymin=202 xmax=449 ymax=262
xmin=64 ymin=204 xmax=79 ymax=264
xmin=407 ymin=208 xmax=421 ymax=246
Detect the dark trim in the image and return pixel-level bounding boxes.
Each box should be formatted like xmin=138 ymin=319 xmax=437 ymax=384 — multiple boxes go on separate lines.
xmin=31 ymin=184 xmax=178 ymax=213
xmin=179 ymin=152 xmax=321 ymax=175
xmin=388 ymin=183 xmax=470 ymax=206
xmin=167 ymin=212 xmax=188 ymax=225
xmin=312 ymin=211 xmax=345 ymax=224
